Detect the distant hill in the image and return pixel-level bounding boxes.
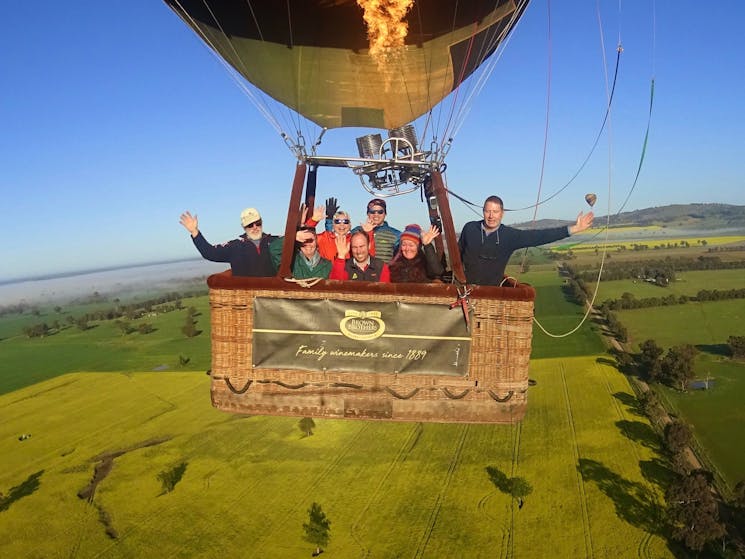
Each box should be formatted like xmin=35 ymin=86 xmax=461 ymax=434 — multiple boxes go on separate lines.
xmin=511 ymin=203 xmax=745 ymax=230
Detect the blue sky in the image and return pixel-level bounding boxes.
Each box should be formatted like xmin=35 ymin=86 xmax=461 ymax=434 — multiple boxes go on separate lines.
xmin=2 ymin=1 xmax=743 ymax=281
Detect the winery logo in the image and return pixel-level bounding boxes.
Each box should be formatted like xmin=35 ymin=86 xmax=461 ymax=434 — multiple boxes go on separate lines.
xmin=339 ymin=310 xmax=385 ymax=341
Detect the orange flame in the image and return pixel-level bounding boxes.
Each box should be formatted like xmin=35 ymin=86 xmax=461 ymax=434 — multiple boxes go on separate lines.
xmin=357 ymin=0 xmax=414 ymax=61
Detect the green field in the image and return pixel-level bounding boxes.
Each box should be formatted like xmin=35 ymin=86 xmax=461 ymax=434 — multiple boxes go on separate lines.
xmin=520 ymin=270 xmax=606 ymax=359
xmin=0 ymin=296 xmax=212 ymax=396
xmin=592 ymin=269 xmax=745 ymax=301
xmin=618 ymin=300 xmax=745 ymax=490
xmin=0 ymin=358 xmax=674 ymax=558
xmin=656 ymin=354 xmax=745 ymax=490
xmin=620 ymin=299 xmax=745 ymax=349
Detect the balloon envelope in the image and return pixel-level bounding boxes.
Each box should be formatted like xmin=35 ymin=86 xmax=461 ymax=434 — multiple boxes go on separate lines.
xmin=585 ymin=193 xmax=597 ymax=207
xmin=164 ymin=0 xmax=530 ymax=129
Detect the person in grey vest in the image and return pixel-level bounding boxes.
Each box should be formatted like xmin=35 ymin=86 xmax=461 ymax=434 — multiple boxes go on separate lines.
xmin=352 ymin=198 xmax=401 ymax=262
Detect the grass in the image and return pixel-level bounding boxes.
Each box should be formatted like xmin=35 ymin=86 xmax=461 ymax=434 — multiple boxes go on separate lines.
xmin=591 ymin=268 xmax=745 ymax=301
xmin=552 ymin=235 xmax=745 ymax=253
xmin=518 ymin=270 xmax=607 ymax=359
xmin=656 ymin=354 xmax=745 ymax=490
xmin=619 ymin=300 xmax=745 ymax=491
xmin=0 ymin=296 xmax=212 ymax=395
xmin=620 ymin=299 xmax=745 ymax=349
xmin=0 ymin=358 xmax=674 ymax=558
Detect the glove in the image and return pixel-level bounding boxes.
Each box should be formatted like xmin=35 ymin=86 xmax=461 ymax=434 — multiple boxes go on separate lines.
xmin=325 ymin=197 xmax=339 ymax=220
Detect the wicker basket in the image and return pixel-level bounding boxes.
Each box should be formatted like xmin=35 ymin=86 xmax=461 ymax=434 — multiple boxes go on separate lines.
xmin=207 ymin=273 xmax=534 ymax=423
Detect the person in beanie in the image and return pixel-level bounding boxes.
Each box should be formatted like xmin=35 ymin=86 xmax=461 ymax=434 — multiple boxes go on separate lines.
xmin=179 ymin=207 xmax=311 ymax=277
xmin=329 ymin=231 xmax=390 ymax=282
xmin=389 ymin=224 xmax=444 ymax=283
xmin=352 ymin=198 xmax=401 ymax=262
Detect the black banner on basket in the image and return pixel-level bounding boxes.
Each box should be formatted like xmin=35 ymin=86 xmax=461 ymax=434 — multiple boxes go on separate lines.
xmin=252 ymin=298 xmax=471 ymax=375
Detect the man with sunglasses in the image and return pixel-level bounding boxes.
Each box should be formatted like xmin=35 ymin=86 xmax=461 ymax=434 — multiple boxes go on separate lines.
xmin=458 ymin=195 xmax=594 ymax=286
xmin=353 ymin=198 xmax=401 ymax=262
xmin=179 ymin=207 xmax=311 ymax=277
xmin=270 ymin=226 xmax=332 ymax=279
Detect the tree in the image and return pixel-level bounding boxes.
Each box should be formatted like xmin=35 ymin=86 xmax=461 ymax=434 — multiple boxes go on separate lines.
xmin=664 ymin=420 xmax=692 ymax=455
xmin=157 ymin=462 xmax=187 ymax=494
xmin=733 ymin=480 xmax=745 ymax=509
xmin=299 ymin=417 xmax=316 ymax=437
xmin=666 ymin=471 xmax=725 ymax=551
xmin=303 ymin=502 xmax=331 ymax=556
xmin=728 ymin=335 xmax=745 ymax=359
xmin=182 ymin=312 xmax=198 ymax=338
xmin=138 ymin=322 xmax=154 ymax=334
xmin=508 ymin=477 xmax=533 ymax=508
xmin=638 ymin=339 xmax=664 ymax=381
xmin=115 ymin=320 xmax=133 ymax=335
xmin=639 ymin=391 xmax=665 ymax=424
xmin=659 ymin=344 xmax=697 ymax=391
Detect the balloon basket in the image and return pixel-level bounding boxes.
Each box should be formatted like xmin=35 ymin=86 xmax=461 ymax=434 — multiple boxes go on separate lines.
xmin=207 ymin=273 xmax=535 ymax=424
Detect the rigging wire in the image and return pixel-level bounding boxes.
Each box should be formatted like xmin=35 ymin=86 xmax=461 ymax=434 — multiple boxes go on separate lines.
xmin=530 ymin=0 xmax=617 ymax=338
xmin=447 ymin=0 xmax=531 ymax=144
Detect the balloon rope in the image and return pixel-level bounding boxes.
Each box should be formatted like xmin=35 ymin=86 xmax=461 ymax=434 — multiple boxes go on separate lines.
xmin=532 ymin=0 xmax=616 ymax=338
xmin=447 ymin=0 xmax=530 ymax=142
xmin=562 ymin=0 xmax=657 ymax=247
xmin=516 ymin=0 xmax=553 ymax=274
xmin=169 ymin=1 xmax=288 ymax=141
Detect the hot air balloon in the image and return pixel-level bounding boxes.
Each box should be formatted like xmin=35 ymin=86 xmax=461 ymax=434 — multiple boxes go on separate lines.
xmin=165 ymin=0 xmax=537 ymax=423
xmin=585 ymin=193 xmax=597 ymax=207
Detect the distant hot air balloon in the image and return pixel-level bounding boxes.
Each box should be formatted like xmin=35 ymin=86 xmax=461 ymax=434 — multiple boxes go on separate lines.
xmin=164 ymin=0 xmax=530 ymax=130
xmin=585 ymin=193 xmax=597 ymax=207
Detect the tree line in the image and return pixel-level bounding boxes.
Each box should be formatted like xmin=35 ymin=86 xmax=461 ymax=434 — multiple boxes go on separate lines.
xmin=567 ymin=255 xmax=745 ymax=283
xmin=600 ymin=287 xmax=745 ymax=312
xmin=20 ymin=290 xmax=203 ymax=339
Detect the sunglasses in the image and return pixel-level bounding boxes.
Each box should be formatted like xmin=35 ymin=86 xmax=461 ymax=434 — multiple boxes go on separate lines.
xmin=367 ymin=209 xmax=385 ymax=215
xmin=334 ymin=219 xmax=351 ymax=224
xmin=244 ymin=220 xmax=262 ymax=229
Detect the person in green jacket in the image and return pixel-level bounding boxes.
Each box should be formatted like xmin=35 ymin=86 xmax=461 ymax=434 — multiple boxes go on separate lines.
xmin=270 ymin=227 xmax=332 ymax=279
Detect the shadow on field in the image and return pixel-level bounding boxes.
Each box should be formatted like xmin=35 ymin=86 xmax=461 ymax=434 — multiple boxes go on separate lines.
xmin=695 ymin=343 xmax=730 ymax=357
xmin=485 ymin=466 xmax=533 ymax=506
xmin=577 ymin=459 xmax=664 ymax=533
xmin=639 ymin=457 xmax=675 ymax=489
xmin=615 ymin=420 xmax=660 ymax=450
xmin=595 ymin=357 xmax=616 ymax=367
xmin=612 ymin=392 xmax=645 ymax=417
xmin=0 ymin=470 xmax=44 ymax=512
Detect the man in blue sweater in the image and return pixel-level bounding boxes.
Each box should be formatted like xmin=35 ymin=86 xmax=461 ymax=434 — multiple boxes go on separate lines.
xmin=458 ymin=195 xmax=594 ymax=286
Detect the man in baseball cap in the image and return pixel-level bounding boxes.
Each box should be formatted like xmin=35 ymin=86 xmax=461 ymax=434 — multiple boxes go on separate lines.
xmin=179 ymin=207 xmax=311 ymax=277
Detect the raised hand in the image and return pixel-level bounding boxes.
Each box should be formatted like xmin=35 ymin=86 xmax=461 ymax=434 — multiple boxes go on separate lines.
xmin=299 ymin=203 xmax=309 ymax=225
xmin=325 ymin=197 xmax=339 ymax=219
xmin=421 ymin=225 xmax=441 ymax=246
xmin=335 ymin=234 xmax=350 ymax=259
xmin=179 ymin=211 xmax=199 ymax=237
xmin=570 ymin=211 xmax=594 ymax=234
xmin=312 ymin=204 xmax=325 ymax=223
xmin=361 ymin=218 xmax=374 ymax=233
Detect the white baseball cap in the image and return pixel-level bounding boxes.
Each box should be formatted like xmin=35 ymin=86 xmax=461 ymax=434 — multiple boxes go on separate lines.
xmin=240 ymin=208 xmax=261 ymax=227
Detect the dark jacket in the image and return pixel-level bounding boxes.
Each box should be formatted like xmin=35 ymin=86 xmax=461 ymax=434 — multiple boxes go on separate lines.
xmin=389 ymin=244 xmax=444 ymax=282
xmin=330 ymin=257 xmax=390 ymax=282
xmin=458 ymin=221 xmax=570 ymax=285
xmin=192 ymin=232 xmax=276 ymax=277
